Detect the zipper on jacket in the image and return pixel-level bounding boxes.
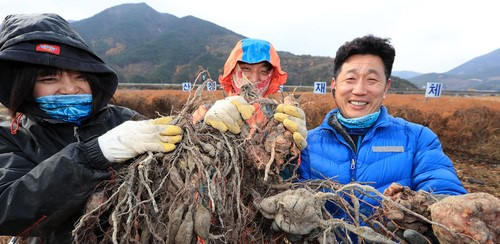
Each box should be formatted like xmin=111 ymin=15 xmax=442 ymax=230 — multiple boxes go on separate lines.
xmin=73 ymin=127 xmax=80 ymax=142
xmin=350 ymin=158 xmax=356 ymax=182
xmin=350 ymin=136 xmax=363 ymax=182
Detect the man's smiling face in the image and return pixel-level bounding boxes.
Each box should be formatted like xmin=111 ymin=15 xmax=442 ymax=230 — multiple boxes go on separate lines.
xmin=332 ymin=54 xmax=390 ymax=118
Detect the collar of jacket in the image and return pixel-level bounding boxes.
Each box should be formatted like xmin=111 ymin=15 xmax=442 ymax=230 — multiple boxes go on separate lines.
xmin=321 ymin=106 xmax=391 ymax=135
xmin=317 ymin=106 xmax=390 ymax=152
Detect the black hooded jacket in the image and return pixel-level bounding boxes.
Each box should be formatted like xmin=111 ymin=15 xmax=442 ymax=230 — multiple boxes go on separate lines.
xmin=0 ymin=13 xmax=139 ymax=243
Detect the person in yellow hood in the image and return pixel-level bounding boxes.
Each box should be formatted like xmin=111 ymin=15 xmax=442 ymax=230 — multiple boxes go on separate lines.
xmin=194 ymin=38 xmax=307 ymax=150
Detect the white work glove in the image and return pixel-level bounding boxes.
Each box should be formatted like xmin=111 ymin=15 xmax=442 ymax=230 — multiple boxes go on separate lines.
xmin=98 ymin=117 xmax=183 ymax=163
xmin=204 ymin=96 xmax=255 ymax=134
xmin=274 ymin=104 xmax=307 ymax=150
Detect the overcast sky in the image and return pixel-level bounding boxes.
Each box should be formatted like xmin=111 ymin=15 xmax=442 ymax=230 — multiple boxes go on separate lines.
xmin=1 ymin=0 xmax=498 ymax=74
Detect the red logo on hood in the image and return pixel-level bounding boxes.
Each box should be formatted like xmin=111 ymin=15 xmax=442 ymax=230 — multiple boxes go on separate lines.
xmin=36 ymin=44 xmax=61 ymax=55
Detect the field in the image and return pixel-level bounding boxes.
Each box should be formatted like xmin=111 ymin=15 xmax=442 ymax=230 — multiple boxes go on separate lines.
xmin=111 ymin=89 xmax=500 ymax=198
xmin=1 ymin=89 xmax=496 ymax=196
xmin=0 ymin=90 xmax=498 ymax=243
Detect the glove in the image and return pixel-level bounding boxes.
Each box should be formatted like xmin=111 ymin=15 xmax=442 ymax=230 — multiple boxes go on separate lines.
xmin=383 ymin=183 xmax=448 ymax=232
xmin=387 ymin=222 xmax=439 ymax=244
xmin=204 ymin=96 xmax=255 ymax=134
xmin=98 ymin=117 xmax=183 ymax=163
xmin=383 ymin=183 xmax=443 ymax=244
xmin=274 ymin=104 xmax=307 ymax=150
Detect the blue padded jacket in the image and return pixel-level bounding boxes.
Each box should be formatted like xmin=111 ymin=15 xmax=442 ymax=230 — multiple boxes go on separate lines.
xmin=298 ymin=106 xmax=467 ymax=217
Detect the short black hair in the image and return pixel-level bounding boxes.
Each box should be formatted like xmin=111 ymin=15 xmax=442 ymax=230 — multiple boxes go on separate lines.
xmin=8 ymin=63 xmax=109 ymax=118
xmin=333 ymin=34 xmax=395 ymax=80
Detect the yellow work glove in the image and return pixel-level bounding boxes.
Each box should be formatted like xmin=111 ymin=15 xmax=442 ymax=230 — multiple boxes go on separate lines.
xmin=204 ymin=96 xmax=255 ymax=134
xmin=98 ymin=117 xmax=183 ymax=163
xmin=274 ymin=104 xmax=307 ymax=150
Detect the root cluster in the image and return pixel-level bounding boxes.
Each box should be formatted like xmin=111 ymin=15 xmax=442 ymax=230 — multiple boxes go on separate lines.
xmin=72 ymin=71 xmax=499 ymax=244
xmin=73 ymin=72 xmax=299 ymax=243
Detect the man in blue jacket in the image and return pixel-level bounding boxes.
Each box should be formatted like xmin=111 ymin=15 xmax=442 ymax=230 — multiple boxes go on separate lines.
xmin=297 ymin=34 xmax=467 ymax=242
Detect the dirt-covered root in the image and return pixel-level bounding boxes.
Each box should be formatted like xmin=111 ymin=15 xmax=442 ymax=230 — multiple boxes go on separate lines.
xmin=380 ymin=183 xmax=500 ymax=244
xmin=255 ymin=188 xmax=325 ymax=235
xmin=72 ymin=74 xmax=307 ymax=243
xmin=73 ymin=121 xmax=266 ymax=243
xmin=430 ymin=192 xmax=500 ymax=244
xmin=240 ymin=96 xmax=300 ymax=182
xmin=381 ymin=183 xmax=441 ymax=233
xmin=255 ymin=183 xmax=406 ymax=244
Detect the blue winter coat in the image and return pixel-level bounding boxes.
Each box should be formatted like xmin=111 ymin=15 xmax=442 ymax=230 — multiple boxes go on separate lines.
xmin=298 ymin=106 xmax=467 ymax=217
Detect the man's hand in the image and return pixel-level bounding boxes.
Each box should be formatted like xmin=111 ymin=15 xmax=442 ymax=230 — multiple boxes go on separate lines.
xmin=98 ymin=117 xmax=183 ymax=163
xmin=383 ymin=183 xmax=444 ymax=243
xmin=387 ymin=221 xmax=438 ymax=244
xmin=274 ymin=104 xmax=307 ymax=150
xmin=204 ymin=96 xmax=255 ymax=134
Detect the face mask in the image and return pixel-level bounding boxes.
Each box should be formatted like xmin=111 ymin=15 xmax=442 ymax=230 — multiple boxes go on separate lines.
xmin=337 ymin=110 xmax=381 ymax=129
xmin=35 ymin=94 xmax=92 ymax=125
xmin=231 ymin=64 xmax=272 ymax=96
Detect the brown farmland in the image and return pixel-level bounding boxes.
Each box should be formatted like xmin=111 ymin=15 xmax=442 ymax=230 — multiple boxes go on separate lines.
xmin=0 ymin=90 xmax=498 ymax=196
xmin=111 ymin=89 xmax=500 ymax=198
xmin=0 ymin=90 xmax=498 ymax=243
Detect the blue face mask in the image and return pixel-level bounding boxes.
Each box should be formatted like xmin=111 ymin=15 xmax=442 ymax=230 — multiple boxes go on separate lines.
xmin=337 ymin=110 xmax=380 ymax=130
xmin=35 ymin=94 xmax=93 ymax=125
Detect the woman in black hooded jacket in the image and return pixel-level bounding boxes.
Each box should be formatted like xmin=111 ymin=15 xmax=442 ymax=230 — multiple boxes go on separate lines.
xmin=0 ymin=13 xmax=182 ymax=243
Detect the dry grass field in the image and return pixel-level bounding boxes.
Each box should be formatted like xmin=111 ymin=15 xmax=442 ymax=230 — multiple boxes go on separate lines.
xmin=111 ymin=89 xmax=499 ymax=198
xmin=1 ymin=89 xmax=496 ymax=196
xmin=0 ymin=90 xmax=498 ymax=243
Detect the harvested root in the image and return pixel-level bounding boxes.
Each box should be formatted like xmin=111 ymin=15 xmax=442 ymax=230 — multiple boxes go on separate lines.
xmin=255 ymin=183 xmax=401 ymax=244
xmin=167 ymin=203 xmax=187 ymax=244
xmin=381 ymin=183 xmax=440 ymax=233
xmin=175 ymin=204 xmax=193 ymax=244
xmin=261 ymin=182 xmax=499 ymax=243
xmin=380 ymin=183 xmax=500 ymax=244
xmin=430 ymin=192 xmax=500 ymax=244
xmin=72 ymin=71 xmax=498 ymax=244
xmin=256 ymin=188 xmax=325 ymax=235
xmin=194 ymin=203 xmax=211 ymax=240
xmin=73 ymin=72 xmax=300 ymax=243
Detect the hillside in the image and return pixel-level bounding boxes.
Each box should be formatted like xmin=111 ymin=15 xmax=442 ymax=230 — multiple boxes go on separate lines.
xmin=68 ymin=3 xmax=416 ymax=90
xmin=1 ymin=3 xmax=499 ymax=90
xmin=388 ymin=76 xmax=419 ymax=90
xmin=409 ymin=48 xmax=500 ymax=91
xmin=392 ymin=70 xmax=422 ymax=79
xmin=72 ymin=3 xmax=243 ymax=84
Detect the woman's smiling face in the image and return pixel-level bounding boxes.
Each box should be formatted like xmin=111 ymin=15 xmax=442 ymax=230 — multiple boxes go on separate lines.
xmin=33 ymin=69 xmax=91 ymax=98
xmin=332 ymin=54 xmax=390 ymax=118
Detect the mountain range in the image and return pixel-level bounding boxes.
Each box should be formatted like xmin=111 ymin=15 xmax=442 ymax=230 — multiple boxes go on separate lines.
xmin=69 ymin=3 xmax=420 ymax=91
xmin=5 ymin=3 xmax=499 ymax=91
xmin=408 ymin=49 xmax=500 ymax=91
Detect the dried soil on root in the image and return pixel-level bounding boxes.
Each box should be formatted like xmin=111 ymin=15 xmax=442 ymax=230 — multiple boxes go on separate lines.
xmin=430 ymin=192 xmax=500 ymax=243
xmin=381 ymin=184 xmax=500 ymax=244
